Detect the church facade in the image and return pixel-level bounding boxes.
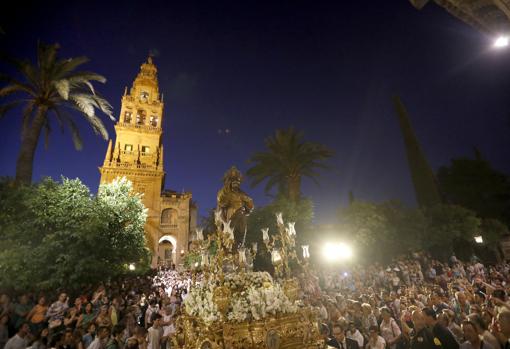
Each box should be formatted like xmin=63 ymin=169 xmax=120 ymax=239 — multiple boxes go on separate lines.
xmin=99 ymin=57 xmax=196 ymax=266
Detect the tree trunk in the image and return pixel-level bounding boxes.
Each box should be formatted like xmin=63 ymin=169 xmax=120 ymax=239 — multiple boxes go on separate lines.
xmin=287 ymin=174 xmax=301 ymax=202
xmin=15 ymin=106 xmax=47 ymax=185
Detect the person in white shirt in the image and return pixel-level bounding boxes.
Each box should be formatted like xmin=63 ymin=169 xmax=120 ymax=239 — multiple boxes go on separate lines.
xmin=366 ymin=325 xmax=386 ymax=349
xmin=147 ymin=313 xmax=163 ymax=349
xmin=88 ymin=326 xmax=110 ymax=349
xmin=161 ymin=306 xmax=175 ymax=349
xmin=346 ymin=322 xmax=364 ymax=348
xmin=4 ymin=322 xmax=30 ymax=349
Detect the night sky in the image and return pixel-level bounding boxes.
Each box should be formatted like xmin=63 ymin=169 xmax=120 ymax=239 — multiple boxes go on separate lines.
xmin=1 ymin=1 xmax=510 ymax=224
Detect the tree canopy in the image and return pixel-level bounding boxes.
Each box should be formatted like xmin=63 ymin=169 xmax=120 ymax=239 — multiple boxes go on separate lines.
xmin=437 ymin=155 xmax=510 ymax=226
xmin=338 ymin=200 xmax=504 ymax=262
xmin=0 ymin=177 xmax=149 ymax=292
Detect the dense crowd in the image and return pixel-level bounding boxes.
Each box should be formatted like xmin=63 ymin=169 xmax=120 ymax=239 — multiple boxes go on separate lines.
xmin=301 ymin=252 xmax=510 ymax=349
xmin=2 ymin=251 xmax=510 ymax=349
xmin=0 ymin=268 xmax=191 ymax=349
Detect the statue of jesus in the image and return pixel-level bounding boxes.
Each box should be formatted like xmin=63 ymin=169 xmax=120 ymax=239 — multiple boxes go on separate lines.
xmin=216 ymin=166 xmax=254 ymax=245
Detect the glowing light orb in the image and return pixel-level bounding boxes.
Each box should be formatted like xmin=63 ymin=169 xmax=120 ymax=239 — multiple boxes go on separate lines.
xmin=322 ymin=242 xmax=353 ymax=262
xmin=494 ymin=36 xmax=509 ymax=48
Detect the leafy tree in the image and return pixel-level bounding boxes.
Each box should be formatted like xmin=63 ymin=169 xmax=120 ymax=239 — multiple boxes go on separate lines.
xmin=339 ymin=200 xmax=425 ymax=262
xmin=0 ymin=177 xmax=149 ymax=292
xmin=339 ymin=200 xmax=482 ymax=262
xmin=247 ymin=196 xmax=313 ymax=244
xmin=246 ymin=128 xmax=333 ymax=202
xmin=0 ymin=43 xmax=114 ymax=184
xmin=437 ymin=155 xmax=510 ymax=226
xmin=421 ymin=204 xmax=481 ymax=258
xmin=481 ymin=218 xmax=508 ymax=247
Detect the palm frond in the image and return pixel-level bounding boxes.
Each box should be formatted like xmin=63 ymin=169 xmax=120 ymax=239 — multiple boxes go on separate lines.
xmin=53 ymin=108 xmax=83 ymax=150
xmin=67 ymin=71 xmax=106 ymax=83
xmin=69 ymin=93 xmax=96 ymax=117
xmin=0 ymin=82 xmax=35 ymax=97
xmin=53 ymin=79 xmax=70 ymax=100
xmin=65 ymin=102 xmax=109 ymax=140
xmin=0 ymin=100 xmax=23 ymax=119
xmin=55 ymin=56 xmax=89 ymax=78
xmin=91 ymin=94 xmax=114 ymax=120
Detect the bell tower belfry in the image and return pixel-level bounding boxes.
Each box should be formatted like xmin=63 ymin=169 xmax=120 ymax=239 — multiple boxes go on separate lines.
xmin=99 ymin=57 xmax=196 ymax=267
xmin=100 ymin=56 xmax=164 ymax=212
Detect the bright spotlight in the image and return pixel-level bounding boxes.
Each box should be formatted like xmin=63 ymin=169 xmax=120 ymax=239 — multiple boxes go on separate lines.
xmin=128 ymin=263 xmax=136 ymax=271
xmin=474 ymin=235 xmax=483 ymax=244
xmin=494 ymin=36 xmax=509 ymax=48
xmin=322 ymin=242 xmax=353 ymax=262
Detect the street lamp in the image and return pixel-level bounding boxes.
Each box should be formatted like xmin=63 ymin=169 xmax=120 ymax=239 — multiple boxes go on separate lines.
xmin=128 ymin=263 xmax=136 ymax=271
xmin=493 ymin=36 xmax=509 ymax=48
xmin=474 ymin=235 xmax=483 ymax=244
xmin=322 ymin=242 xmax=353 ymax=262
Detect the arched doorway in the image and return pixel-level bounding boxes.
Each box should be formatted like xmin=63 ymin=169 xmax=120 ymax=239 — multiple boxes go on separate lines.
xmin=158 ymin=235 xmax=177 ymax=266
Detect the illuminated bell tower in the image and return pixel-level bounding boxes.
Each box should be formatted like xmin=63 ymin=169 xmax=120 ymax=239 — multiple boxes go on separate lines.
xmin=100 ymin=57 xmax=196 ymax=267
xmin=99 ymin=56 xmax=164 ymax=212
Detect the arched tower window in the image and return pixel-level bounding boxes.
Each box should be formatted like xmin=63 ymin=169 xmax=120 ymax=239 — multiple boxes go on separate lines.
xmin=136 ymin=110 xmax=146 ymax=125
xmin=124 ymin=111 xmax=132 ymax=123
xmin=149 ymin=115 xmax=158 ymax=127
xmin=161 ymin=208 xmax=178 ymax=225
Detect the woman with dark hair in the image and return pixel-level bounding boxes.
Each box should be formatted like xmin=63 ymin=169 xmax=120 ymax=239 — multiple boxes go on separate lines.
xmin=366 ymin=325 xmax=386 ymax=349
xmin=77 ymin=304 xmax=95 ymax=331
xmin=0 ymin=314 xmax=9 ymax=349
xmin=95 ymin=306 xmax=112 ymax=329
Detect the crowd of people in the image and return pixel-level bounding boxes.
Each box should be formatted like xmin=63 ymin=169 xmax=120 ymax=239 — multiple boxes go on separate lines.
xmin=1 ymin=251 xmax=510 ymax=349
xmin=0 ymin=268 xmax=190 ymax=349
xmin=299 ymin=252 xmax=510 ymax=349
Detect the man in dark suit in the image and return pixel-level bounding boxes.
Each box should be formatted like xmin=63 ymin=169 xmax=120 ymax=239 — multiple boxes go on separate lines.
xmin=423 ymin=307 xmax=459 ymax=349
xmin=327 ymin=323 xmax=360 ymax=349
xmin=411 ymin=309 xmax=442 ymax=349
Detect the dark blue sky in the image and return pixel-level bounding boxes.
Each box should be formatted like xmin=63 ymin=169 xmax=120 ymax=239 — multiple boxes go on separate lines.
xmin=1 ymin=1 xmax=510 ymax=224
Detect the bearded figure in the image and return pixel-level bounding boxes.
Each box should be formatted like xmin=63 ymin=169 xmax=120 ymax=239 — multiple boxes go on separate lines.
xmin=217 ymin=166 xmax=254 ymax=244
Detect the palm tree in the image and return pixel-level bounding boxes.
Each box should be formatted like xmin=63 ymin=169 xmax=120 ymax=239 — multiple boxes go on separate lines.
xmin=0 ymin=43 xmax=114 ymax=184
xmin=246 ymin=128 xmax=333 ymax=202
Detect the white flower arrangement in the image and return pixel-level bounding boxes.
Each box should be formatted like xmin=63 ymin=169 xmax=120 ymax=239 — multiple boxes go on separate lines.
xmin=184 ymin=272 xmax=298 ymax=325
xmin=183 ymin=283 xmax=218 ymax=325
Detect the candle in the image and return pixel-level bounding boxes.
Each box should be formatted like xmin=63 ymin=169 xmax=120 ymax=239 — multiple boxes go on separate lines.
xmin=196 ymin=228 xmax=204 ymax=241
xmin=271 ymin=249 xmax=282 ymax=264
xmin=201 ymin=252 xmax=209 ymax=266
xmin=214 ymin=209 xmax=223 ymax=224
xmin=276 ymin=212 xmax=284 ymax=226
xmin=302 ymin=245 xmax=310 ymax=259
xmin=261 ymin=228 xmax=269 ymax=242
xmin=238 ymin=248 xmax=247 ymax=264
xmin=223 ymin=220 xmax=235 ymax=240
xmin=288 ymin=222 xmax=296 ymax=237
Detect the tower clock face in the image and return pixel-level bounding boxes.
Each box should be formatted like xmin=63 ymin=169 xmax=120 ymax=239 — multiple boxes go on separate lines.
xmin=140 ymin=91 xmax=149 ymax=100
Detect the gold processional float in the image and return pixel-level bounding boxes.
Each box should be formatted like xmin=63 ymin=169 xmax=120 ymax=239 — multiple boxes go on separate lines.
xmin=172 ymin=167 xmax=323 ymax=349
